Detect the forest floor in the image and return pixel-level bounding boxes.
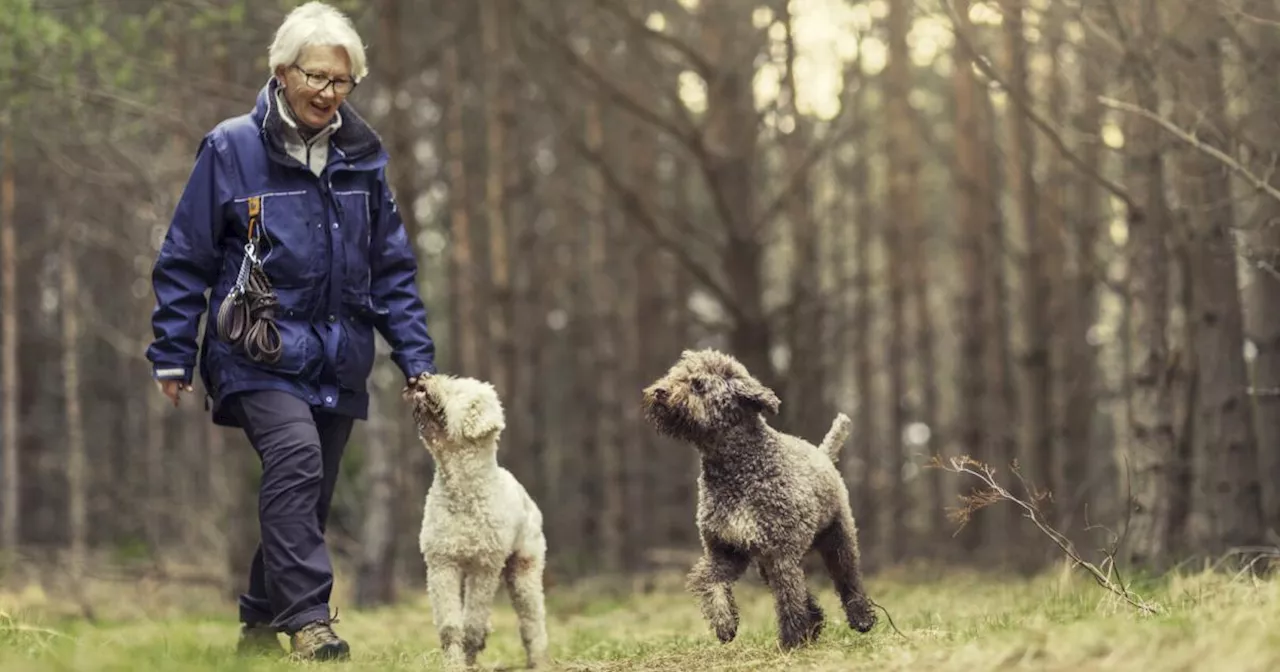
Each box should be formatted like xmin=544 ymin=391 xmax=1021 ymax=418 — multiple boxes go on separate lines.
xmin=2 ymin=560 xmax=1280 ymax=671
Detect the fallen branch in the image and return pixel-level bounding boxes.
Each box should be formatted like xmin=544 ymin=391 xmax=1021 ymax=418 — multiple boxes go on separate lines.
xmin=929 ymin=455 xmax=1161 ymax=615
xmin=0 ymin=609 xmax=69 ymax=650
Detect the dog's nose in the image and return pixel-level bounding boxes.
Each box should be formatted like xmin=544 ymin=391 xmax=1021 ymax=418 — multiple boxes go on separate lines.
xmin=652 ymin=387 xmax=668 ymax=401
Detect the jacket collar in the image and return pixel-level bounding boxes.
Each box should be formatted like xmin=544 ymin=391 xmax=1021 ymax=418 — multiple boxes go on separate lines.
xmin=251 ymin=77 xmax=388 ymax=172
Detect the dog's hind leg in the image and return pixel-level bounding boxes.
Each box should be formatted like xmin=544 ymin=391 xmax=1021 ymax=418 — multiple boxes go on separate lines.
xmin=503 ymin=540 xmax=549 ymax=668
xmin=462 ymin=567 xmax=502 ymax=666
xmin=815 ymin=510 xmax=877 ymax=633
xmin=686 ymin=541 xmax=750 ymax=643
xmin=427 ymin=560 xmax=466 ymax=668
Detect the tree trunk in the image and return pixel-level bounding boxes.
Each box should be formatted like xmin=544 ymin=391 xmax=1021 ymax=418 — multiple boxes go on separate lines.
xmin=1239 ymin=0 xmax=1280 ymax=539
xmin=376 ymin=0 xmax=419 ymax=244
xmin=205 ymin=421 xmax=229 ymax=584
xmin=950 ymin=0 xmax=990 ymax=557
xmin=778 ymin=1 xmax=827 ymax=443
xmin=1062 ymin=2 xmax=1107 ymax=548
xmin=1121 ymin=0 xmax=1178 ymax=569
xmin=481 ymin=0 xmax=512 ymax=400
xmin=1040 ymin=0 xmax=1074 ymax=540
xmin=356 ymin=379 xmax=397 ymax=606
xmin=60 ymin=227 xmax=87 ymax=577
xmin=624 ymin=82 xmax=661 ymax=564
xmin=980 ymin=77 xmax=1017 ymax=560
xmin=0 ymin=127 xmax=17 ymax=554
xmin=844 ymin=48 xmax=880 ymax=567
xmin=881 ymin=0 xmax=915 ymax=562
xmin=442 ymin=33 xmax=482 ymax=378
xmin=1169 ymin=3 xmax=1264 ymax=558
xmin=584 ymin=99 xmax=624 ymax=573
xmin=1001 ymin=0 xmax=1053 ymax=546
xmin=699 ymin=0 xmax=771 ymax=385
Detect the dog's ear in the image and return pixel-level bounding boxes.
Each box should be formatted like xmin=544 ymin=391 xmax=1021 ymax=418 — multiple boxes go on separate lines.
xmin=459 ymin=399 xmax=505 ymax=441
xmin=731 ymin=377 xmax=780 ymax=415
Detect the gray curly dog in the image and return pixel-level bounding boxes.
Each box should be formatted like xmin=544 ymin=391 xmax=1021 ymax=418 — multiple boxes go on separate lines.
xmin=641 ymin=348 xmax=877 ymax=650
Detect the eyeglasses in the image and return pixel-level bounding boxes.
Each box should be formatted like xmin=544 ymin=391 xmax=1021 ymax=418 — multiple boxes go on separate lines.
xmin=291 ymin=64 xmax=356 ymax=95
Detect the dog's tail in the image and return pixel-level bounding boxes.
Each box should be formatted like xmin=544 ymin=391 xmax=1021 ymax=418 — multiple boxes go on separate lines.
xmin=818 ymin=413 xmax=853 ymax=462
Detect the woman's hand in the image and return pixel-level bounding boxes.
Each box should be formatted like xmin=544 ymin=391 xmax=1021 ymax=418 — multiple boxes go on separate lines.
xmin=157 ymin=379 xmax=194 ymax=407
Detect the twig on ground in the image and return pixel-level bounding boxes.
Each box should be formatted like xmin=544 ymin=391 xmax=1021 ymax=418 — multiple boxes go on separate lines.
xmin=928 ymin=455 xmax=1161 ymax=615
xmin=867 ymin=598 xmax=908 ymax=640
xmin=1217 ymin=546 xmax=1280 ymax=580
xmin=0 ymin=610 xmax=69 ymax=645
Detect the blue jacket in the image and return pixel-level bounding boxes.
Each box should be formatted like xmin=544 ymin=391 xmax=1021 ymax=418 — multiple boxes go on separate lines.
xmin=146 ymin=78 xmax=437 ymax=426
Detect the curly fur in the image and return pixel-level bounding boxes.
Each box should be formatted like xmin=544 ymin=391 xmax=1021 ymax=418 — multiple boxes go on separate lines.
xmin=641 ymin=349 xmax=877 ymax=650
xmin=405 ymin=374 xmax=548 ymax=669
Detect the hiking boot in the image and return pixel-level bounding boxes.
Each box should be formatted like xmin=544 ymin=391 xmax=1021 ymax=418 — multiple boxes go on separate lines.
xmin=289 ymin=613 xmax=350 ymax=661
xmin=236 ymin=623 xmax=283 ymax=656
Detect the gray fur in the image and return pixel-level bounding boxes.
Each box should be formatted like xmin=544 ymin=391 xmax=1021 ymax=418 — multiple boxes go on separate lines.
xmin=641 ymin=349 xmax=876 ymax=650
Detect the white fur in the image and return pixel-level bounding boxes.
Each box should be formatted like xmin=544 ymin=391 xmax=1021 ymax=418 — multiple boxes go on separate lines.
xmin=410 ymin=374 xmax=548 ymax=669
xmin=268 ymin=1 xmax=369 ymax=81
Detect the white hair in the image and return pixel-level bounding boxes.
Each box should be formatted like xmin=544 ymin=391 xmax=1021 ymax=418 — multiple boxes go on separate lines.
xmin=268 ymin=1 xmax=368 ymax=82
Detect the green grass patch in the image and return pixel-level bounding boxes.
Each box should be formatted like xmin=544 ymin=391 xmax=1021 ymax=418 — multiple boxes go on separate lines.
xmin=2 ymin=563 xmax=1279 ymax=670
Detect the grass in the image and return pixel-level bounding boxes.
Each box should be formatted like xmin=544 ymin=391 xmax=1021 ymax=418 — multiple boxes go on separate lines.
xmin=2 ymin=561 xmax=1280 ymax=671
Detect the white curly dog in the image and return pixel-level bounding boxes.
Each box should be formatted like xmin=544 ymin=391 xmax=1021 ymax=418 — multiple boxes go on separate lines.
xmin=404 ymin=373 xmax=549 ymax=669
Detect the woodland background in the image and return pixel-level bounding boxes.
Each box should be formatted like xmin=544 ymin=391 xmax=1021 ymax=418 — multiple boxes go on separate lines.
xmin=2 ymin=0 xmax=1280 ymax=609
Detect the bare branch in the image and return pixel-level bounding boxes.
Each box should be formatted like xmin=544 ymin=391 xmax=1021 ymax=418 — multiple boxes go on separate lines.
xmin=515 ymin=0 xmax=703 ymax=154
xmin=938 ymin=0 xmax=1136 ymax=210
xmin=752 ymin=116 xmax=863 ymax=236
xmin=1098 ymin=95 xmax=1280 ymax=205
xmin=538 ymin=92 xmax=743 ymax=321
xmin=591 ymin=0 xmax=715 ymax=78
xmin=1218 ymin=0 xmax=1280 ymax=29
xmin=29 ymin=73 xmax=201 ymax=137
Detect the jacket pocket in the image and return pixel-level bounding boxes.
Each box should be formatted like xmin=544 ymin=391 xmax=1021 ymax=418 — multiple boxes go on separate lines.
xmin=232 ymin=190 xmax=322 ymax=290
xmin=208 ymin=285 xmax=319 ymax=378
xmin=333 ymin=189 xmax=373 ymax=294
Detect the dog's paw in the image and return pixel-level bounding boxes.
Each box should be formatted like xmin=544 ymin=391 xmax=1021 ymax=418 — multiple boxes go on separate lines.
xmin=846 ymin=598 xmax=877 ymax=633
xmin=777 ymin=605 xmax=824 ymax=650
xmin=714 ymin=619 xmax=738 ymax=643
xmin=806 ymin=600 xmax=825 ymax=641
xmin=402 ymin=374 xmax=430 ymax=400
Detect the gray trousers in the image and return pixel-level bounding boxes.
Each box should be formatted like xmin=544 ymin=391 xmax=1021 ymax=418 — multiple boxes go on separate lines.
xmin=228 ymin=390 xmax=354 ymax=634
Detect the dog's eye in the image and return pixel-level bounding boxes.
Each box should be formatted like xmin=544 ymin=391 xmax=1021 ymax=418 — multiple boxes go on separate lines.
xmin=691 ymin=378 xmax=706 ymax=394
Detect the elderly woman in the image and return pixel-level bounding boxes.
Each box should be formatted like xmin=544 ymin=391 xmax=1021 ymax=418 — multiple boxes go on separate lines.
xmin=145 ymin=1 xmax=437 ymax=661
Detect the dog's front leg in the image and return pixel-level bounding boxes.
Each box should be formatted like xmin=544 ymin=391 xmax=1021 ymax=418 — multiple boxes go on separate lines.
xmin=427 ymin=560 xmax=466 ymax=668
xmin=686 ymin=542 xmax=749 ymax=643
xmin=759 ymin=556 xmax=823 ymax=650
xmin=462 ymin=568 xmax=503 ymax=666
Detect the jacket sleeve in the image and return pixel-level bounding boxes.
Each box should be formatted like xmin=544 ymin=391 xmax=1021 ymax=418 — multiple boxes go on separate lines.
xmin=368 ymin=168 xmax=438 ymax=379
xmin=144 ymin=134 xmax=230 ymax=384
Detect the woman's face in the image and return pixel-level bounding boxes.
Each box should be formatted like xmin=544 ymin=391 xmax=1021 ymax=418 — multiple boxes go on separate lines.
xmin=276 ymin=45 xmax=354 ymax=130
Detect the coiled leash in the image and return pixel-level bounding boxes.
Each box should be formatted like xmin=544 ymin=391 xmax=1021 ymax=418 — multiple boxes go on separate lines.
xmin=216 ymin=196 xmax=283 ymax=364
